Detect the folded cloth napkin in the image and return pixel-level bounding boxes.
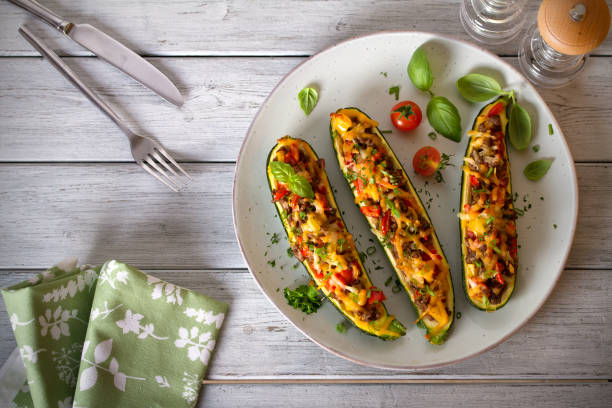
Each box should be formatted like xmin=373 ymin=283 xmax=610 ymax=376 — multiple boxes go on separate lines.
xmin=2 ymin=258 xmax=100 ymax=408
xmin=73 ymin=260 xmax=227 ymax=407
xmin=1 ymin=260 xmax=227 ymax=408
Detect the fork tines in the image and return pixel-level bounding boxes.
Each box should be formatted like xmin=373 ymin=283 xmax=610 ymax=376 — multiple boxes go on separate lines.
xmin=139 ymin=147 xmax=192 ymax=192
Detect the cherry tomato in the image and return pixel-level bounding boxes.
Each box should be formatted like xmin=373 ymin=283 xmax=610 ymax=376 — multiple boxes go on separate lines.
xmin=412 ymin=146 xmax=441 ymax=177
xmin=390 ymin=101 xmax=422 ymax=131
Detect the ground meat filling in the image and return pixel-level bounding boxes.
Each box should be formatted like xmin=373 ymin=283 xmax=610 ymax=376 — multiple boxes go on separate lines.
xmin=462 ymin=106 xmax=518 ymax=307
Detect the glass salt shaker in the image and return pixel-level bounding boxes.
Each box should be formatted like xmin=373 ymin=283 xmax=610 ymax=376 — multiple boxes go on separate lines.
xmin=460 ymin=0 xmax=528 ymax=45
xmin=518 ymin=0 xmax=611 ymax=88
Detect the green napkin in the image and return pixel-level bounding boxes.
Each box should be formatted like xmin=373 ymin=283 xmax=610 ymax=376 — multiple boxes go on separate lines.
xmin=73 ymin=260 xmax=227 ymax=407
xmin=2 ymin=259 xmax=100 ymax=408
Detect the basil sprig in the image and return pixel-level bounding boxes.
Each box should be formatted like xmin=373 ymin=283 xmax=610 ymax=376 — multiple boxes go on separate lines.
xmin=508 ymin=102 xmax=532 ymax=150
xmin=407 ymin=45 xmax=463 ymax=142
xmin=270 ymin=161 xmax=314 ymax=198
xmin=523 ymin=159 xmax=553 ymax=181
xmin=297 ymin=87 xmax=318 ymax=116
xmin=456 ymin=73 xmax=532 ymax=151
xmin=427 ymin=97 xmax=462 ymax=142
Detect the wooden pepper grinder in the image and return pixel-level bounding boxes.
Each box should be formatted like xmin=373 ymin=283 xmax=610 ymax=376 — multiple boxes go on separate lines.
xmin=518 ymin=0 xmax=610 ymax=88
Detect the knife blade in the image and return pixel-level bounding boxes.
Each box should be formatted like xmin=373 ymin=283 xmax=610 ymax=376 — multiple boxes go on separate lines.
xmin=66 ymin=23 xmax=184 ymax=106
xmin=7 ymin=0 xmax=184 ymax=106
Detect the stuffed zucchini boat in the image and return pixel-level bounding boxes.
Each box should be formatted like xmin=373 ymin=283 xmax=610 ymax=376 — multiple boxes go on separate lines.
xmin=330 ymin=108 xmax=454 ymax=345
xmin=459 ymin=98 xmax=517 ymax=311
xmin=267 ymin=136 xmax=406 ymax=340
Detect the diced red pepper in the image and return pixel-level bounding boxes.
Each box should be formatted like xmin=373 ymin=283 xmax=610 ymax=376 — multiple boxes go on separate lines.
xmin=335 ymin=268 xmax=354 ymax=285
xmin=470 ymin=175 xmax=480 ymax=187
xmin=495 ymin=262 xmax=504 ymax=274
xmin=495 ymin=272 xmax=505 ymax=285
xmin=488 ymin=102 xmax=504 ymax=117
xmin=290 ymin=194 xmax=300 ymax=210
xmin=466 ymin=230 xmax=476 ymax=240
xmin=360 ymin=205 xmax=381 ymax=218
xmin=372 ymin=151 xmax=383 ymax=162
xmin=354 ymin=178 xmax=364 ymax=194
xmin=273 ymin=185 xmax=290 ymax=202
xmin=367 ymin=288 xmax=386 ymax=305
xmin=380 ymin=210 xmax=390 ymax=236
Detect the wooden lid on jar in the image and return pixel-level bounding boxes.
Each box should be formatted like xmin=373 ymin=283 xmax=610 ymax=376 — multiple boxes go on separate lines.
xmin=538 ymin=0 xmax=610 ymax=55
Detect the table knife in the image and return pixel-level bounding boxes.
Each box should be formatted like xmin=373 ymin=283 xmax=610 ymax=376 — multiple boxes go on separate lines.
xmin=7 ymin=0 xmax=184 ymax=106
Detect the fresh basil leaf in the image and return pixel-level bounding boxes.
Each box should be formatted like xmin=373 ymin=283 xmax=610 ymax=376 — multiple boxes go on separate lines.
xmin=456 ymin=73 xmax=504 ymax=102
xmin=508 ymin=102 xmax=532 ymax=150
xmin=290 ymin=173 xmax=314 ymax=199
xmin=270 ymin=160 xmax=314 ymax=198
xmin=269 ymin=161 xmax=294 ymax=183
xmin=426 ymin=96 xmax=462 ymax=142
xmin=297 ymin=87 xmax=319 ymax=116
xmin=408 ymin=46 xmax=433 ymax=92
xmin=523 ymin=159 xmax=553 ymax=181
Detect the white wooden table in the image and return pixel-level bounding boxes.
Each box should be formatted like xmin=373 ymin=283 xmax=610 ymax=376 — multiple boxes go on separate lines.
xmin=1 ymin=1 xmax=611 ymax=406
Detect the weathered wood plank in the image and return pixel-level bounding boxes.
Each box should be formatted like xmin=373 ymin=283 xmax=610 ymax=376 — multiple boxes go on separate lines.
xmin=7 ymin=1 xmax=611 ymax=57
xmin=195 ymin=384 xmax=612 ymax=407
xmin=0 ymin=163 xmax=609 ymax=270
xmin=0 ymin=57 xmax=610 ymax=163
xmin=1 ymin=269 xmax=610 ymax=378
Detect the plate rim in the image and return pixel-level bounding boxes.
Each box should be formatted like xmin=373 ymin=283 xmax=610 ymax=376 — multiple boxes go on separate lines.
xmin=232 ymin=30 xmax=579 ymax=370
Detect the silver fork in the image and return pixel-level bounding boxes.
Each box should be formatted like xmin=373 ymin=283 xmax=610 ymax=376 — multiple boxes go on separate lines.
xmin=18 ymin=25 xmax=191 ymax=191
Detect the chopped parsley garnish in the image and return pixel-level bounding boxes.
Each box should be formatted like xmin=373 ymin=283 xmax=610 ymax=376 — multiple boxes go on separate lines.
xmin=434 ymin=153 xmax=454 ymax=183
xmin=299 ymin=211 xmax=307 ymax=221
xmin=474 ymin=260 xmax=483 ymax=268
xmin=489 ymin=241 xmax=503 ymax=256
xmin=336 ymin=321 xmax=348 ymax=333
xmin=380 ymin=130 xmax=393 ymax=134
xmin=270 ymin=233 xmax=280 ymax=244
xmin=428 ymin=131 xmax=437 ymax=140
xmin=366 ymin=246 xmax=376 ymax=255
xmin=267 ymin=260 xmax=276 ymax=267
xmin=385 ymin=196 xmax=401 ymax=218
xmin=286 ymin=248 xmax=294 ymax=258
xmin=486 ymin=167 xmax=494 ymax=177
xmin=315 ymin=245 xmax=328 ymax=260
xmin=388 ymin=86 xmax=400 ymax=100
xmin=486 ymin=216 xmax=495 ymax=225
xmin=472 ymin=188 xmax=485 ymax=194
xmin=553 ymin=224 xmax=558 ymax=229
xmin=284 ymin=285 xmax=322 ymax=314
xmin=384 ymin=276 xmax=393 ymax=286
xmin=548 ymin=124 xmax=554 ymax=135
xmin=532 ymin=144 xmax=540 ymax=152
xmin=337 ymin=238 xmax=346 ymax=252
xmin=425 ymin=285 xmax=435 ymax=297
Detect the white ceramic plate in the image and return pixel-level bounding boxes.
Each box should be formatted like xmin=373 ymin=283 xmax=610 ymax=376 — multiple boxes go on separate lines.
xmin=233 ymin=32 xmax=578 ymax=369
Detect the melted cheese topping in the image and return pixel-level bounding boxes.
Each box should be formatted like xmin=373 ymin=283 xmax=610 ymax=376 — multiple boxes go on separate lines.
xmin=331 ymin=110 xmax=453 ymax=335
xmin=460 ymin=101 xmax=517 ymax=308
xmin=269 ymin=136 xmax=400 ymax=338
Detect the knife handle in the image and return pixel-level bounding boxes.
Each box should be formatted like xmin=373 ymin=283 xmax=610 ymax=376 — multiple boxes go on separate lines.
xmin=7 ymin=0 xmax=71 ymax=33
xmin=18 ymin=26 xmax=131 ymax=135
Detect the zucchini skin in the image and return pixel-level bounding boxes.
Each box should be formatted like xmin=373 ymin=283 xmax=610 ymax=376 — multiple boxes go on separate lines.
xmin=329 ymin=108 xmax=454 ymax=345
xmin=266 ymin=136 xmax=406 ymax=340
xmin=460 ymin=97 xmax=517 ymax=311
